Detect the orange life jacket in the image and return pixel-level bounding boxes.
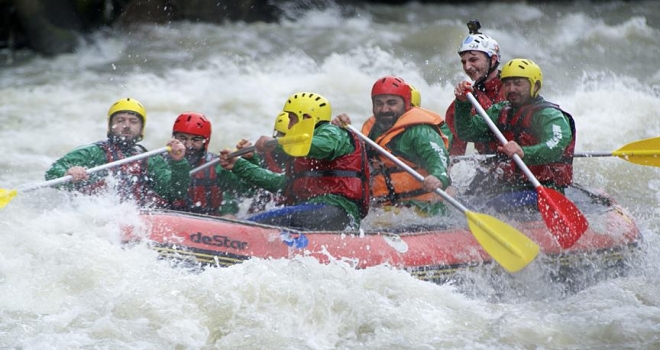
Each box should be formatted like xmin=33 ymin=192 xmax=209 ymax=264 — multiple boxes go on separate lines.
xmin=362 ymin=107 xmax=449 ymax=205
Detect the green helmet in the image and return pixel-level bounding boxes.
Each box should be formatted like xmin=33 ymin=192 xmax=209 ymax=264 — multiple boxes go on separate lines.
xmin=282 ymin=92 xmax=332 ymax=124
xmin=501 ymin=58 xmax=543 ymax=97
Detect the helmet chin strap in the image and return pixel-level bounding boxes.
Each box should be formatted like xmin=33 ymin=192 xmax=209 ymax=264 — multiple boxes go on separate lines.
xmin=474 ymin=58 xmax=499 ymax=92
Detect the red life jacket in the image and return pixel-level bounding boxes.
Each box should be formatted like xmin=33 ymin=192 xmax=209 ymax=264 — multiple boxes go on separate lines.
xmin=362 ymin=107 xmax=449 ymax=206
xmin=261 ymin=148 xmax=289 ymax=174
xmin=87 ymin=140 xmax=168 ymax=207
xmin=445 ymin=76 xmax=505 ymax=156
xmin=493 ymin=99 xmax=576 ymax=187
xmin=180 ymin=153 xmax=224 ymax=215
xmin=283 ymin=127 xmax=370 ymax=218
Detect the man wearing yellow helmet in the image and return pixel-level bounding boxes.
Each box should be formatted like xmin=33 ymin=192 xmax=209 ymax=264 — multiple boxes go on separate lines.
xmin=445 ymin=20 xmax=506 ymax=157
xmin=45 ymin=98 xmax=190 ymax=207
xmin=219 ymin=92 xmax=370 ymax=231
xmin=453 ymin=58 xmax=576 ymax=196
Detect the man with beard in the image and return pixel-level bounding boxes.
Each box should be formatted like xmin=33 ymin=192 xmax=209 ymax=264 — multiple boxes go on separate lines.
xmin=453 ymin=58 xmax=576 ymax=197
xmin=45 ymin=98 xmax=189 ymax=208
xmin=333 ymin=76 xmax=451 ymax=216
xmin=445 ymin=20 xmax=506 ymax=156
xmin=170 ymin=112 xmax=252 ymax=217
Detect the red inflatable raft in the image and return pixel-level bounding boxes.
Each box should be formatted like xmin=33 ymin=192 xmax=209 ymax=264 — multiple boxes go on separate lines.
xmin=122 ymin=185 xmax=642 ymax=284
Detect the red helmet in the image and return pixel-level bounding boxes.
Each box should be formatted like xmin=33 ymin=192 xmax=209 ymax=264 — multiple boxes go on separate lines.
xmin=371 ymin=76 xmax=412 ymax=110
xmin=172 ymin=112 xmax=212 ymax=149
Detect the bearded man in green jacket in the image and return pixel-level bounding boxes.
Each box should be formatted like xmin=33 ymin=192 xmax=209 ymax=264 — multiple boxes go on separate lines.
xmin=45 ymin=98 xmax=190 ymax=208
xmin=453 ymin=58 xmax=576 ymax=202
xmin=333 ymin=76 xmax=451 ymax=216
xmin=219 ymin=92 xmax=370 ymax=231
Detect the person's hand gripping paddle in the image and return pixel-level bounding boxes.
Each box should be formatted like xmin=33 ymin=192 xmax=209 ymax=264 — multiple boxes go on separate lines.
xmin=466 ymin=92 xmax=588 ymax=249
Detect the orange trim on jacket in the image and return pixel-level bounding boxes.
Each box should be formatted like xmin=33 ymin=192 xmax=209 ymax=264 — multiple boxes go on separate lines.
xmin=361 ymin=107 xmax=448 ymax=205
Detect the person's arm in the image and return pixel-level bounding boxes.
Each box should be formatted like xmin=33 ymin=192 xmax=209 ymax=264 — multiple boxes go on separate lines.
xmin=521 ymin=108 xmax=572 ymax=165
xmin=454 ymin=100 xmax=505 ymax=142
xmin=299 ymin=123 xmax=354 ymax=161
xmin=397 ymin=125 xmax=451 ymax=189
xmin=45 ymin=144 xmax=109 ymax=189
xmin=148 ymin=156 xmax=190 ymax=201
xmin=230 ymin=158 xmax=287 ymax=193
xmin=217 ymin=191 xmax=240 ymax=216
xmin=45 ymin=144 xmax=108 ymax=179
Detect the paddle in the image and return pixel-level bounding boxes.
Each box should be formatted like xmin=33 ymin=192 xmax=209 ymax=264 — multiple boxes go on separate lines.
xmin=190 ymin=117 xmax=315 ymax=175
xmin=577 ymin=136 xmax=660 ymax=167
xmin=466 ymin=92 xmax=588 ymax=249
xmin=452 ymin=137 xmax=660 ymax=168
xmin=343 ymin=123 xmax=539 ymax=273
xmin=0 ymin=146 xmax=171 ymax=209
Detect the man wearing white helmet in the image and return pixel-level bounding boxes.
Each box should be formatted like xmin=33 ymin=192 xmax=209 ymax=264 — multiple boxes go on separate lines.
xmin=445 ymin=20 xmax=506 ymax=157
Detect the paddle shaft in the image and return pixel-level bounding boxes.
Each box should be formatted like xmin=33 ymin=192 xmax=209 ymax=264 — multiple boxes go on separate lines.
xmin=344 ymin=124 xmax=468 ymax=213
xmin=466 ymin=93 xmax=542 ymax=187
xmin=189 ymin=140 xmax=280 ymax=175
xmin=18 ymin=146 xmax=171 ymax=192
xmin=454 ymin=152 xmax=616 ymax=162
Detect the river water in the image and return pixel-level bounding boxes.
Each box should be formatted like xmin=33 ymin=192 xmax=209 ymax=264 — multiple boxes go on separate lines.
xmin=1 ymin=1 xmax=660 ymax=348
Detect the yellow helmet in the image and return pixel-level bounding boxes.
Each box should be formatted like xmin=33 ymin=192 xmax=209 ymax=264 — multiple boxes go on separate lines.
xmin=273 ymin=111 xmax=290 ymax=137
xmin=409 ymin=84 xmax=421 ymax=107
xmin=282 ymin=92 xmax=332 ymax=124
xmin=107 ymin=97 xmax=147 ymax=137
xmin=501 ymin=58 xmax=543 ymax=97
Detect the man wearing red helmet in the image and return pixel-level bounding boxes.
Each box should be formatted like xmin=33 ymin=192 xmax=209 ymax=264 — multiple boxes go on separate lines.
xmin=170 ymin=112 xmax=253 ymax=217
xmin=45 ymin=98 xmax=189 ymax=208
xmin=334 ymin=76 xmax=451 ymax=216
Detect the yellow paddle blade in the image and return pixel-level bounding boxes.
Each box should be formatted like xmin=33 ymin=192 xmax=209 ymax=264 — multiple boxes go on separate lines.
xmin=465 ymin=210 xmax=540 ymax=273
xmin=279 ymin=117 xmax=315 ymax=157
xmin=0 ymin=188 xmax=18 ymax=209
xmin=612 ymin=136 xmax=660 ymax=167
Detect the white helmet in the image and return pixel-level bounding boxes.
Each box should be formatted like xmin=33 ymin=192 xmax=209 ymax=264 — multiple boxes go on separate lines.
xmin=458 ymin=34 xmax=501 ymax=62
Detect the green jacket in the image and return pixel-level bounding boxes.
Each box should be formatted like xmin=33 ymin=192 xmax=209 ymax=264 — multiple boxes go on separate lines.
xmin=368 ymin=122 xmax=451 ymax=216
xmin=454 ymin=98 xmax=573 ymax=191
xmin=45 ymin=142 xmax=190 ymax=203
xmin=183 ymin=152 xmax=257 ymax=216
xmin=230 ymin=123 xmax=361 ymax=228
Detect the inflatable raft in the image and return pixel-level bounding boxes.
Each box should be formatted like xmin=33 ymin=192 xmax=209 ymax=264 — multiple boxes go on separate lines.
xmin=122 ymin=184 xmax=642 ymax=285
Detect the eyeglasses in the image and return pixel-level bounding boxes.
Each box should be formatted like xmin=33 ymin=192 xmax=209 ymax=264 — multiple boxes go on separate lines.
xmin=174 ymin=135 xmax=207 ymax=143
